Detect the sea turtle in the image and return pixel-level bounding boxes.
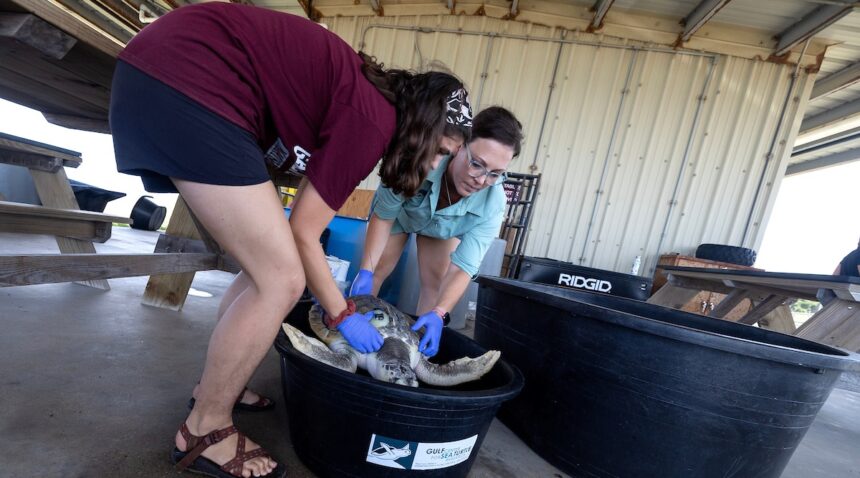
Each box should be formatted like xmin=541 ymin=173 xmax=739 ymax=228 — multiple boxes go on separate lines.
xmin=281 ymin=295 xmax=500 ymax=387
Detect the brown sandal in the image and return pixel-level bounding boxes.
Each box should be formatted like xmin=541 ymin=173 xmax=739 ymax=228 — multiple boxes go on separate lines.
xmin=171 ymin=422 xmax=285 ymax=478
xmin=187 ymin=387 xmax=276 ymax=413
xmin=233 ymin=387 xmax=275 ymax=412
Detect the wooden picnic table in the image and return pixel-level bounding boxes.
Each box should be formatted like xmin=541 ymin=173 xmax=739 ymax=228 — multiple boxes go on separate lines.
xmin=0 ymin=134 xmax=366 ymax=312
xmin=0 ymin=132 xmax=221 ymax=291
xmin=648 ymin=266 xmax=860 ymax=351
xmin=0 ymin=132 xmax=128 ymax=289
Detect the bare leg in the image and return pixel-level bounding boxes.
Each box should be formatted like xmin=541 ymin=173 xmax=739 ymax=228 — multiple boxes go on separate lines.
xmin=218 ymin=271 xmax=251 ymax=320
xmin=192 ymin=271 xmax=268 ymax=407
xmin=174 ymin=180 xmax=305 ymax=477
xmin=370 ymin=233 xmax=409 ymax=295
xmin=416 ymin=235 xmax=460 ymax=314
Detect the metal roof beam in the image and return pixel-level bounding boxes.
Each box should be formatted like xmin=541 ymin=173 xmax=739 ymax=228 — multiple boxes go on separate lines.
xmin=800 ymin=96 xmax=860 ymax=133
xmin=811 ymin=61 xmax=860 ymax=100
xmin=510 ymin=0 xmax=518 ymax=15
xmin=786 ymin=147 xmax=860 ymax=175
xmin=589 ymin=0 xmax=614 ymax=31
xmin=793 ymin=125 xmax=860 ymax=157
xmin=679 ymin=0 xmax=733 ymax=43
xmin=774 ymin=4 xmax=854 ymax=57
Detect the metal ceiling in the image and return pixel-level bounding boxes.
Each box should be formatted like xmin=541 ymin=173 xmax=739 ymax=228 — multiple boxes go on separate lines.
xmin=2 ymin=0 xmax=860 ymax=173
xmin=265 ymin=0 xmax=860 ymax=175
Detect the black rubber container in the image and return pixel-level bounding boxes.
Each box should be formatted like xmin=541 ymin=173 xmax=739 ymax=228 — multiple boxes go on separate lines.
xmin=516 ymin=256 xmax=652 ymax=301
xmin=130 ymin=195 xmax=166 ymax=231
xmin=474 ymin=276 xmax=860 ymax=478
xmin=275 ymin=313 xmax=523 ymax=477
xmin=68 ymin=179 xmax=126 ymax=212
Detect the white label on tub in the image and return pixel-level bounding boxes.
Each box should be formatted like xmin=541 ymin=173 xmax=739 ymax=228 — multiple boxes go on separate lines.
xmin=366 ymin=433 xmax=478 ymax=470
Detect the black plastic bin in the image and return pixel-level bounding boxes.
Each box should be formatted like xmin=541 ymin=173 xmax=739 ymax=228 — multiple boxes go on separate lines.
xmin=473 ymin=276 xmax=860 ymax=478
xmin=517 ymin=256 xmax=652 ymax=300
xmin=275 ymin=312 xmax=523 ymax=477
xmin=130 ymin=195 xmax=166 ymax=231
xmin=68 ymin=179 xmax=126 ymax=212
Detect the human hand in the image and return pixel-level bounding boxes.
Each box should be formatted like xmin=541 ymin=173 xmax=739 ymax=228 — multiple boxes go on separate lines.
xmin=337 ymin=311 xmax=384 ymax=353
xmin=411 ymin=310 xmax=443 ymax=357
xmin=349 ymin=269 xmax=374 ymax=296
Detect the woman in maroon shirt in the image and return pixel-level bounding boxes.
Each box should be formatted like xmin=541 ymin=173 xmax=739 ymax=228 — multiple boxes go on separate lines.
xmin=109 ymin=3 xmax=472 ymax=477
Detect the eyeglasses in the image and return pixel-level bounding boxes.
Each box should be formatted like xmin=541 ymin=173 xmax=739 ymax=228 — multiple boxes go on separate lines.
xmin=464 ymin=144 xmax=507 ymax=184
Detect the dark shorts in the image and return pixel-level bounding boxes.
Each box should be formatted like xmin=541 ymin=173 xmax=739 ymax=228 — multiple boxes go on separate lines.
xmin=109 ymin=60 xmax=269 ymax=193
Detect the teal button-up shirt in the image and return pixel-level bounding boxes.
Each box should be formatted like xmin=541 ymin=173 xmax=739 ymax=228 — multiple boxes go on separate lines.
xmin=371 ymin=155 xmax=506 ymax=277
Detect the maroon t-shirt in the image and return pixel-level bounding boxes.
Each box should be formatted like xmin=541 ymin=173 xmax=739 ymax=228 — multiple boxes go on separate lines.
xmin=118 ymin=2 xmax=396 ymax=209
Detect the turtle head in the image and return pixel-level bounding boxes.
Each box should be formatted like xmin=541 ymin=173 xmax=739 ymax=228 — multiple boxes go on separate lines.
xmin=380 ymin=361 xmax=419 ymax=387
xmin=366 ymin=338 xmax=420 ymax=387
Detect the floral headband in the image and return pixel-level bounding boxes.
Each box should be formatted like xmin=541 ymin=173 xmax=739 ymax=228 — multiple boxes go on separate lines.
xmin=446 ymin=88 xmax=473 ymax=128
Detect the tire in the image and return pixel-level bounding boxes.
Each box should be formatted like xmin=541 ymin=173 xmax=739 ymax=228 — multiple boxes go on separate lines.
xmin=694 ymin=244 xmax=757 ymax=267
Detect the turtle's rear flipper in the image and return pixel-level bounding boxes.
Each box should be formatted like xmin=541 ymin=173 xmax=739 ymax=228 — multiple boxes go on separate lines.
xmin=415 ymin=350 xmax=501 ymax=386
xmin=282 ymin=323 xmax=359 ymax=373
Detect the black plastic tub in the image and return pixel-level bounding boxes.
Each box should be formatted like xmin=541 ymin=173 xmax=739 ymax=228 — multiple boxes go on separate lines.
xmin=130 ymin=195 xmax=166 ymax=231
xmin=275 ymin=311 xmax=523 ymax=477
xmin=516 ymin=256 xmax=652 ymax=300
xmin=473 ymin=276 xmax=860 ymax=478
xmin=68 ymin=179 xmax=126 ymax=212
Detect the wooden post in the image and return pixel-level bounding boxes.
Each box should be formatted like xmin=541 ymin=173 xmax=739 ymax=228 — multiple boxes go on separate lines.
xmin=708 ymin=289 xmax=752 ymax=319
xmin=29 ymin=167 xmax=110 ymax=290
xmin=758 ymin=305 xmax=797 ymax=334
xmin=737 ymin=294 xmax=788 ymax=326
xmin=646 ymin=281 xmax=701 ymax=310
xmin=141 ymin=196 xmax=205 ymax=310
xmin=796 ymin=298 xmax=860 ymax=349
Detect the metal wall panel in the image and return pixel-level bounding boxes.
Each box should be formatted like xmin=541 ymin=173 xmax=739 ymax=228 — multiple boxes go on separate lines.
xmin=326 ymin=15 xmax=812 ymax=276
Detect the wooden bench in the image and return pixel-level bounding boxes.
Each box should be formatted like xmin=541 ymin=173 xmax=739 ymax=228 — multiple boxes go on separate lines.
xmin=648 ymin=266 xmax=860 ymax=351
xmin=0 ymin=200 xmax=130 ymax=242
xmin=0 ymin=132 xmax=121 ymax=289
xmin=0 ymin=133 xmax=238 ymax=298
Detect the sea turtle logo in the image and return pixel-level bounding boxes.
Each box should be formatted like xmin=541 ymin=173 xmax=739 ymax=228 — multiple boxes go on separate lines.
xmin=366 ymin=434 xmax=417 ymax=469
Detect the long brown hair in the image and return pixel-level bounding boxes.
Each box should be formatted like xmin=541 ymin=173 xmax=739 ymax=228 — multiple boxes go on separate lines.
xmin=360 ymin=52 xmax=468 ymax=197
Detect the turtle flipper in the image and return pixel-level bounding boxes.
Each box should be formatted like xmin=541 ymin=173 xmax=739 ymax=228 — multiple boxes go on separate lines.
xmin=282 ymin=323 xmax=359 ymax=373
xmin=415 ymin=350 xmax=501 ymax=386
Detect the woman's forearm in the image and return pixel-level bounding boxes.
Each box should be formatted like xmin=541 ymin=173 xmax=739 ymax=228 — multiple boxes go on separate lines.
xmin=433 ymin=265 xmax=471 ymax=314
xmin=360 ymin=213 xmax=395 ymax=271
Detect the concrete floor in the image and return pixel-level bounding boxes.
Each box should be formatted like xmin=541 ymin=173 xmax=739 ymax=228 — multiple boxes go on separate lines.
xmin=1 ymin=228 xmax=858 ymax=477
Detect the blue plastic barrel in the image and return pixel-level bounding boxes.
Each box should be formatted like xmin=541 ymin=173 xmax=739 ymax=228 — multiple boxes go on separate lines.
xmin=284 ymin=208 xmax=406 ymax=303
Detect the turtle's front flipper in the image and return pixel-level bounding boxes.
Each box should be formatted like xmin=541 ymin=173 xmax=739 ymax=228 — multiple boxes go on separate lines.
xmin=415 ymin=350 xmax=501 ymax=386
xmin=282 ymin=323 xmax=359 ymax=373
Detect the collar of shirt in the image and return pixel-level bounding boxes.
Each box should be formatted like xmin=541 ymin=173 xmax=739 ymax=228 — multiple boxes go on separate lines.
xmin=424 ymin=154 xmax=497 ymax=218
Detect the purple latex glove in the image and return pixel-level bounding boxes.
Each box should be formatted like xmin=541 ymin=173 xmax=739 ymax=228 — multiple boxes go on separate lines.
xmin=337 ymin=311 xmax=384 ymax=353
xmin=411 ymin=311 xmax=443 ymax=357
xmin=349 ymin=269 xmax=374 ymax=296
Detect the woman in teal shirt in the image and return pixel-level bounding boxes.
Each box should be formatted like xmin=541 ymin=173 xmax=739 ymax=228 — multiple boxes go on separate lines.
xmin=350 ymin=107 xmax=523 ymax=357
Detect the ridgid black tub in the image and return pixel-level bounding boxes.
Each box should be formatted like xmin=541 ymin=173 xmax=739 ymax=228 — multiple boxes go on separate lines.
xmin=473 ymin=276 xmax=860 ymax=478
xmin=275 ymin=310 xmax=523 ymax=478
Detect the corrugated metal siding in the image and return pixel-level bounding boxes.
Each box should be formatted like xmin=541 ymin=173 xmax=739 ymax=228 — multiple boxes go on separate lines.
xmin=326 ymin=14 xmax=812 ymax=276
xmin=671 ymin=58 xmax=812 ymax=258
